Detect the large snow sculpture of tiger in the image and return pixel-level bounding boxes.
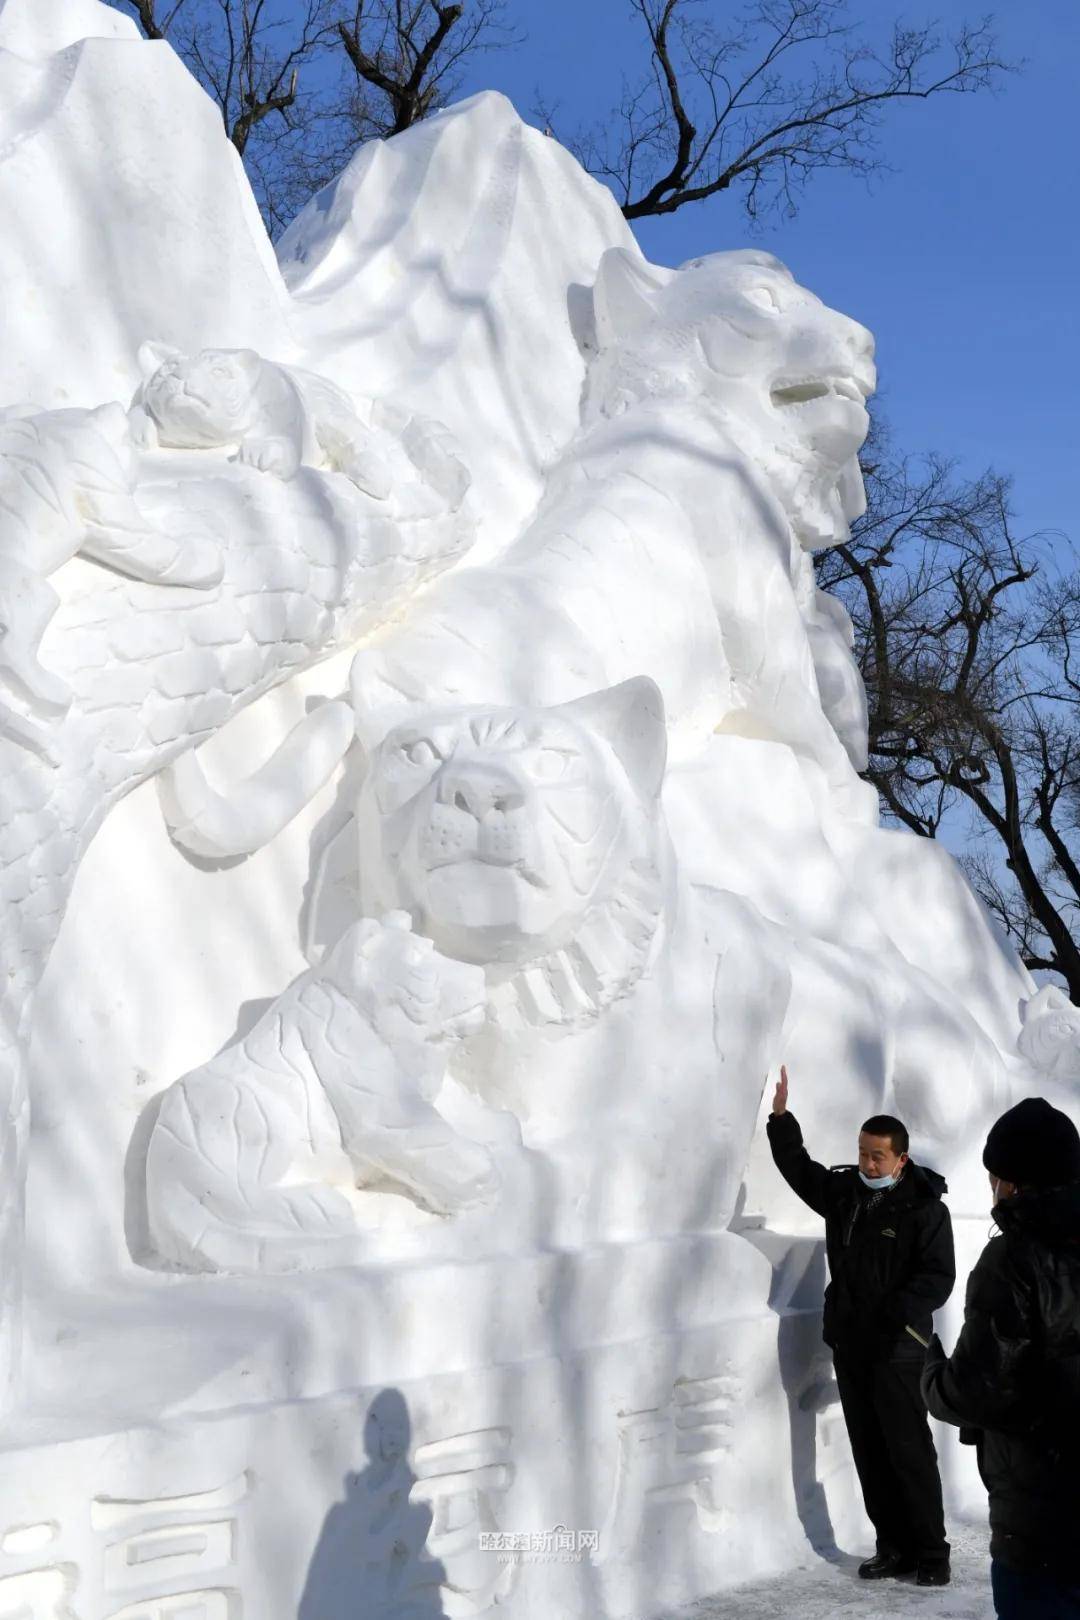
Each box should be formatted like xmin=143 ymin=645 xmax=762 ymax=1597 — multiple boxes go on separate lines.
xmin=347 ymin=247 xmax=877 ymax=796
xmin=145 ymin=677 xmax=793 ymax=1268
xmin=158 ymin=247 xmax=879 ymax=863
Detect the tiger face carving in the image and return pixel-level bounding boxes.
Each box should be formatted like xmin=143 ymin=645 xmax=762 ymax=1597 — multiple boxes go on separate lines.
xmin=128 ymin=340 xmax=396 ymax=496
xmin=136 ymin=345 xmax=265 ymax=448
xmin=587 ymin=247 xmax=877 ymax=549
xmin=355 ymin=678 xmax=669 ymax=980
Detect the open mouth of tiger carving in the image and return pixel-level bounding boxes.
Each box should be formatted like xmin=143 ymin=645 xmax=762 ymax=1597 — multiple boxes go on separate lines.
xmin=769 ymin=373 xmax=872 ymax=410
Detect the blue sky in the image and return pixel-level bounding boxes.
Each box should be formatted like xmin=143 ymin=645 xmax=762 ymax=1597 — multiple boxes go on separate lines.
xmin=455 ymin=0 xmax=1077 ymax=547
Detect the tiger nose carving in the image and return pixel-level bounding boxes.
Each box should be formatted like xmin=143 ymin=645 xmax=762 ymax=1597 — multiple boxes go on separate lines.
xmin=440 ymin=770 xmax=525 ymax=820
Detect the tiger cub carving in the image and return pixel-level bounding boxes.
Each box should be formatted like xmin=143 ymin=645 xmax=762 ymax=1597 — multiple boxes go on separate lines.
xmin=130 ymin=342 xmax=396 ymax=498
xmin=145 ymin=912 xmax=497 ymax=1274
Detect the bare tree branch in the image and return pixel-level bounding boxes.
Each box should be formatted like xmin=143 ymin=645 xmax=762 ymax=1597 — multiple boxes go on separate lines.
xmin=112 ymin=0 xmax=192 ymax=38
xmin=334 ymin=0 xmax=519 ymax=139
xmin=820 ymin=408 xmax=1080 ymax=997
xmin=551 ymin=0 xmax=1013 ymax=223
xmin=106 ymin=0 xmax=357 ymax=230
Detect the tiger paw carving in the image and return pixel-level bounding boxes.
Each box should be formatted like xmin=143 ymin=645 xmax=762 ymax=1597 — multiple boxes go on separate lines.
xmin=145 ymin=912 xmax=498 ymax=1274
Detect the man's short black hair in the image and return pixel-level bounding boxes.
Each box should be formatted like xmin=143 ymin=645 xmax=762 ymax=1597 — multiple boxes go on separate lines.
xmin=861 ymin=1114 xmax=909 ymax=1156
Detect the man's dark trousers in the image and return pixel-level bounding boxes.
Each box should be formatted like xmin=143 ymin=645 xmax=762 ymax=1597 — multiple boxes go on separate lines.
xmin=834 ymin=1352 xmax=947 ymax=1563
xmin=991 ymin=1562 xmax=1080 ymax=1619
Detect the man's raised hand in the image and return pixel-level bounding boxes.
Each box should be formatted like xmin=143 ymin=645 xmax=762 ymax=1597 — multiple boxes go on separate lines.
xmin=771 ymin=1065 xmax=789 ymax=1116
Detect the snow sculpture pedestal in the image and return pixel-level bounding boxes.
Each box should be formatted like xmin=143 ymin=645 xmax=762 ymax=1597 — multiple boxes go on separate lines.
xmin=1 ymin=6 xmax=1068 ymax=1617
xmin=2 ymin=1235 xmax=850 ymax=1620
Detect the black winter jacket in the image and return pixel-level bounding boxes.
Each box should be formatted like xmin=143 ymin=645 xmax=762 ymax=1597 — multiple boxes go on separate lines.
xmin=922 ymin=1182 xmax=1080 ymax=1575
xmin=767 ymin=1110 xmax=955 ymax=1360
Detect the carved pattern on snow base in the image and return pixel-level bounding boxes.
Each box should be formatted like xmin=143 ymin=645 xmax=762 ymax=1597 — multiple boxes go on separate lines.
xmin=599 ymin=1369 xmax=745 ymax=1560
xmin=0 ymin=1474 xmax=251 ymax=1620
xmin=103 ymin=1593 xmax=238 ymax=1620
xmin=0 ymin=1565 xmax=80 ymax=1619
xmin=96 ymin=1475 xmax=249 ymax=1619
xmin=411 ymin=1427 xmax=517 ymax=1616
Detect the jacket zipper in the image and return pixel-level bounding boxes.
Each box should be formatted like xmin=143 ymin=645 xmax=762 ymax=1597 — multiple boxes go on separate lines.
xmin=844 ymin=1201 xmax=860 ymax=1247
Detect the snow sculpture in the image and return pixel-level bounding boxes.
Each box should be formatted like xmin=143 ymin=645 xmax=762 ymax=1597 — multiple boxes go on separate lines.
xmin=344 ymin=678 xmax=793 ymax=1245
xmin=0 ymin=400 xmax=220 ymax=754
xmin=0 ymin=339 xmax=475 ymax=1384
xmin=1018 ymin=984 xmax=1080 ymax=1081
xmin=347 ymin=247 xmax=876 ymax=810
xmin=166 ymin=246 xmax=879 ymax=863
xmin=131 ymin=341 xmax=396 ymax=497
xmin=2 ymin=12 xmax=1067 ymax=1614
xmin=354 ymin=678 xmax=672 ymax=994
xmin=147 ymin=912 xmax=495 ymax=1272
xmin=148 ymin=678 xmax=793 ymax=1265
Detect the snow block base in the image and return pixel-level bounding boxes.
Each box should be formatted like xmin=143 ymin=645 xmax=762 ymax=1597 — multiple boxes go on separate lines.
xmin=1 ymin=1238 xmax=862 ymax=1619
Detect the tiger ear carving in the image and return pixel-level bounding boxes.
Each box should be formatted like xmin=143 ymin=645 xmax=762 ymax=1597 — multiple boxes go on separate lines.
xmin=592 ymin=249 xmax=675 ymax=350
xmin=137 ymin=339 xmax=182 ymax=378
xmin=556 ymin=677 xmax=667 ymax=804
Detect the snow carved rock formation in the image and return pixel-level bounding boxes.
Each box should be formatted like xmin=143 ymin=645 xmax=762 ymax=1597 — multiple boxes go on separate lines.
xmin=0 ymin=5 xmax=1074 ymax=1618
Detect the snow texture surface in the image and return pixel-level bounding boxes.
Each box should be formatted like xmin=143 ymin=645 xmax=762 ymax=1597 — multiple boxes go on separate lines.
xmin=660 ymin=1521 xmax=994 ymax=1618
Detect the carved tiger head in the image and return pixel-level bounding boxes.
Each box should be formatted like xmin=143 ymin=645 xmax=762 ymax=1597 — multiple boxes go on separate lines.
xmin=354 ymin=679 xmax=669 ymax=975
xmin=585 ymin=247 xmax=877 ymax=549
xmin=1018 ymin=985 xmax=1080 ymax=1082
xmin=135 ymin=341 xmax=262 ymax=447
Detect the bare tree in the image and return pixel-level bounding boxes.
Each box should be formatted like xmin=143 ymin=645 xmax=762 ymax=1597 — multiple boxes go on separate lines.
xmin=107 ymin=0 xmax=515 ymax=231
xmin=546 ymin=0 xmax=1010 ymax=222
xmin=335 ymin=1 xmax=517 ymax=140
xmin=112 ymin=1 xmax=337 ymax=148
xmin=118 ymin=0 xmax=188 ymax=38
xmin=818 ymin=418 xmax=1080 ymax=996
xmin=109 ymin=0 xmax=342 ymax=228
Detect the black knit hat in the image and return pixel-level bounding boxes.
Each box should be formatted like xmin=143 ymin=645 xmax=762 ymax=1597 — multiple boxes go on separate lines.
xmin=983 ymin=1097 xmax=1080 ymax=1189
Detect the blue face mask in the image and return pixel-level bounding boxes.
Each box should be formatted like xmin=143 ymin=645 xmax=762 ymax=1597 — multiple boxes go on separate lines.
xmin=859 ymin=1169 xmax=898 ymax=1190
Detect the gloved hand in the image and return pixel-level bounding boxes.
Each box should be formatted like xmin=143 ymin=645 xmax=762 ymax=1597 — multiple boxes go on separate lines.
xmin=923 ymin=1330 xmax=946 ymax=1368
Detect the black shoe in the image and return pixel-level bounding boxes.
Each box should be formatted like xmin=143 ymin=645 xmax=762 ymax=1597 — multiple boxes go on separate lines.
xmin=858 ymin=1552 xmax=917 ymax=1580
xmin=916 ymin=1561 xmax=951 ymax=1587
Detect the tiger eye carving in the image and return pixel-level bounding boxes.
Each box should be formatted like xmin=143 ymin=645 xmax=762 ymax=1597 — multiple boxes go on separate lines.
xmin=403 ymin=738 xmax=442 ymax=767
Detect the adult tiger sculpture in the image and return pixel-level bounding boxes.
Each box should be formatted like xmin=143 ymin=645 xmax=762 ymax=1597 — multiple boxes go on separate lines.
xmin=159 ymin=246 xmax=878 ymax=864
xmin=0 ymin=344 xmax=477 ymax=1386
xmin=145 ymin=678 xmax=793 ymax=1270
xmin=349 ymin=677 xmax=793 ymax=1249
xmin=347 ymin=246 xmax=877 ymax=794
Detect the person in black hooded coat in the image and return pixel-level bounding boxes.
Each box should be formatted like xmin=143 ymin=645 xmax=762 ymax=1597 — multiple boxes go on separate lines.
xmin=767 ymin=1064 xmax=955 ymax=1585
xmin=922 ymin=1095 xmax=1080 ymax=1620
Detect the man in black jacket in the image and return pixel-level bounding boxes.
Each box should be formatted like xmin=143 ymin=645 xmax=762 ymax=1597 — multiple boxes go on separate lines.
xmin=922 ymin=1096 xmax=1080 ymax=1619
xmin=767 ymin=1065 xmax=955 ymax=1586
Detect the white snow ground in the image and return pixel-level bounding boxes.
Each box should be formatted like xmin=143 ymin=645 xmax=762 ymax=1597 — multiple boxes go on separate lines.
xmin=657 ymin=1521 xmax=995 ymax=1619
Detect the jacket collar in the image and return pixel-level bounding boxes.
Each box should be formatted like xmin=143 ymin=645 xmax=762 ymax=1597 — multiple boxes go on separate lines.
xmin=994 ymin=1180 xmax=1080 ymax=1247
